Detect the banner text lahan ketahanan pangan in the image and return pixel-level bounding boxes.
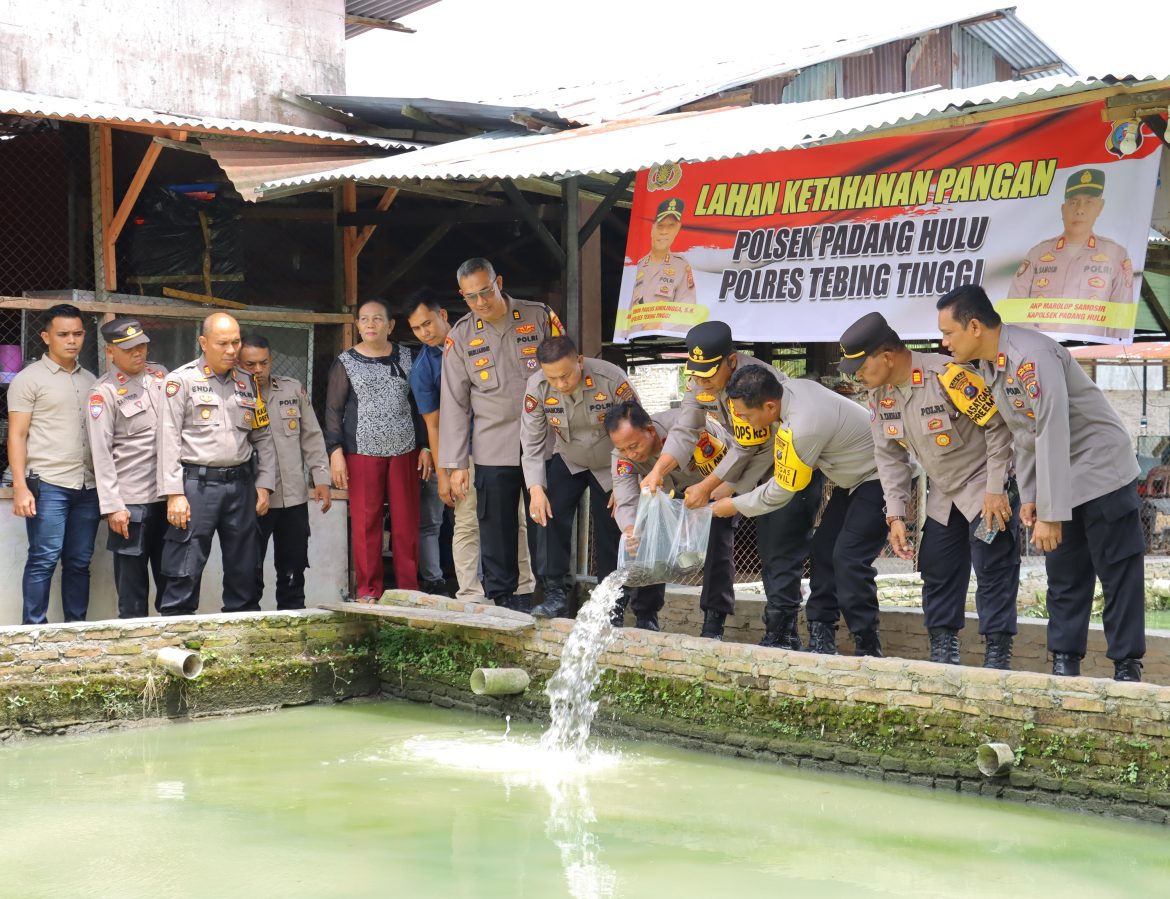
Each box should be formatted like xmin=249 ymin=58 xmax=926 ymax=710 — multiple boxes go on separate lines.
xmin=691 ymin=159 xmax=1058 ymax=303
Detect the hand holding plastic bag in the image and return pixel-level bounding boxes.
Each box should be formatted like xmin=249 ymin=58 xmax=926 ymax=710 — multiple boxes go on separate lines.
xmin=618 ymin=490 xmax=712 ymax=586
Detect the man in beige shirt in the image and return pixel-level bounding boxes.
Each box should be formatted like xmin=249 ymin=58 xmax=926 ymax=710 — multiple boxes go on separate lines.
xmin=7 ymin=303 xmax=100 ymax=624
xmin=86 ymin=318 xmax=169 ymax=619
xmin=239 ymin=333 xmax=330 ymax=610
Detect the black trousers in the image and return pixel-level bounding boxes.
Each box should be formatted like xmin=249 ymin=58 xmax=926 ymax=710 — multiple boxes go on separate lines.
xmin=545 ymin=454 xmax=621 ymax=583
xmin=919 ymin=501 xmax=1021 ymax=634
xmin=108 ymin=501 xmax=168 ymax=619
xmin=635 ymin=512 xmax=737 ymax=615
xmin=1045 ymin=480 xmax=1145 ymax=660
xmin=159 ymin=472 xmax=259 ymax=615
xmin=474 ymin=463 xmax=543 ymax=599
xmin=758 ymin=470 xmax=822 ymax=617
xmin=805 ymin=479 xmax=887 ymax=634
xmin=254 ymin=502 xmax=311 ymax=610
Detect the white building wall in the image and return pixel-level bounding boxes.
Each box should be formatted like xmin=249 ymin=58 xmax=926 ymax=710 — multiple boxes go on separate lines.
xmin=0 ymin=0 xmax=345 ymax=125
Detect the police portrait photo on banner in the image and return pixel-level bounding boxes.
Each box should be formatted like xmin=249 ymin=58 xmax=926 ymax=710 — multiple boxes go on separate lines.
xmin=614 ymin=101 xmax=1162 ymax=345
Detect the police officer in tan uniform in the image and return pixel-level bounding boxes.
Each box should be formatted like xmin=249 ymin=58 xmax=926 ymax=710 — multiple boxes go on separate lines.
xmin=86 ymin=318 xmax=169 ymax=618
xmin=711 ymin=365 xmax=887 ymax=656
xmin=607 ymin=400 xmax=737 ymax=637
xmin=439 ymin=257 xmax=564 ymax=611
xmin=239 ymin=334 xmax=330 ymax=610
xmin=156 ymin=313 xmax=276 ymax=616
xmin=938 ymin=284 xmax=1145 ymax=681
xmin=840 ymin=311 xmax=1021 ymax=668
xmin=631 ymin=197 xmax=698 ymax=307
xmin=520 ymin=335 xmax=637 ymax=621
xmin=1008 ymin=169 xmax=1134 ymax=340
xmin=643 ymin=321 xmax=821 ymax=645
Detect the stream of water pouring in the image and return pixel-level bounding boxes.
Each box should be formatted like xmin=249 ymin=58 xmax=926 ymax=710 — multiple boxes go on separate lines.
xmin=539 ymin=570 xmax=629 ymax=757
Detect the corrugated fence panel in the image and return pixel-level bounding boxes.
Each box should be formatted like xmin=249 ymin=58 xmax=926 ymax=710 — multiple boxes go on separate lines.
xmin=906 ymin=28 xmax=953 ymax=91
xmin=782 ymin=61 xmax=841 ymax=102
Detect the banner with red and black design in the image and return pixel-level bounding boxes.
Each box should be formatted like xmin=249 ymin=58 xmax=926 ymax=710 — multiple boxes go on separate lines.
xmin=614 ymin=101 xmax=1161 ymax=345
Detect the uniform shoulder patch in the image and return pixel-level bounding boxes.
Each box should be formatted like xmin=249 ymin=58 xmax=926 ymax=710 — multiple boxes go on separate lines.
xmin=443 ymin=337 xmax=454 ymax=356
xmin=89 ymin=394 xmax=104 ymax=418
xmin=615 ymin=459 xmax=634 ymax=477
xmin=938 ymin=362 xmax=997 ymax=426
xmin=547 ymin=308 xmax=566 ymax=337
xmin=615 ymin=380 xmax=633 ymax=400
xmin=165 ymin=380 xmax=181 ymax=397
xmin=524 ymin=394 xmax=538 ymax=413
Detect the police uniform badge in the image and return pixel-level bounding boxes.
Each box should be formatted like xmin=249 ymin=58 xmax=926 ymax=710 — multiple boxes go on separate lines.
xmin=524 ymin=394 xmax=538 ymax=413
xmin=165 ymin=381 xmax=180 ymax=397
xmin=89 ymin=394 xmax=104 ymax=419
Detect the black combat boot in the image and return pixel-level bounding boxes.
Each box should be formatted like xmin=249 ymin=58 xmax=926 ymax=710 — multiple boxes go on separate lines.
xmin=807 ymin=620 xmax=838 ymax=655
xmin=1113 ymin=658 xmax=1143 ymax=682
xmin=701 ymin=609 xmax=727 ymax=640
xmin=634 ymin=612 xmax=660 ymax=632
xmin=759 ymin=608 xmax=799 ymax=649
xmin=530 ymin=580 xmax=568 ymax=620
xmin=983 ymin=633 xmax=1013 ymax=670
xmin=852 ymin=627 xmax=883 ymax=657
xmin=928 ymin=627 xmax=961 ymax=665
xmin=1051 ymin=652 xmax=1082 ymax=677
xmin=492 ymin=595 xmax=519 ymax=611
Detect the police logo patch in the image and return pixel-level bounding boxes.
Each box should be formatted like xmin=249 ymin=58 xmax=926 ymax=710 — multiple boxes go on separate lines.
xmin=880 ymin=397 xmax=896 ymax=408
xmin=166 ymin=381 xmax=180 ymax=397
xmin=1026 ymin=381 xmax=1039 ymax=398
xmin=526 ymin=359 xmax=538 ymax=370
xmin=963 ymin=384 xmax=977 ymax=398
xmin=928 ymin=418 xmax=943 ymax=430
xmin=1015 ymin=260 xmax=1029 ymax=277
xmin=935 ymin=434 xmax=951 ymax=447
xmin=244 ymin=411 xmax=253 ymax=424
xmin=1013 ymin=399 xmax=1025 ymax=408
xmin=479 ymin=371 xmax=490 ymax=381
xmin=886 ymin=425 xmax=898 ymax=435
xmin=524 ymin=394 xmax=538 ymax=413
xmin=615 ymin=459 xmax=634 ymax=477
xmin=200 ymin=408 xmax=212 ymax=420
xmin=89 ymin=394 xmax=104 ymax=418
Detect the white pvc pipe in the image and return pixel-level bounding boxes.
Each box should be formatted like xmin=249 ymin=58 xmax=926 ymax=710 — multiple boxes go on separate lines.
xmin=156 ymin=647 xmax=204 ymax=680
xmin=976 ymin=742 xmax=1015 ymax=777
xmin=470 ymin=667 xmax=530 ymax=696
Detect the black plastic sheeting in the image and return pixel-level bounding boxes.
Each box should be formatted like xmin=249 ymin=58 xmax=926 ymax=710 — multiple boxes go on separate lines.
xmin=124 ymin=186 xmax=244 ymax=300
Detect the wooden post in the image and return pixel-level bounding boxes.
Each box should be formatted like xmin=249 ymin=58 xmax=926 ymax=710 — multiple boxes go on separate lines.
xmin=341 ymin=181 xmax=358 ymax=349
xmin=562 ymin=176 xmax=581 ymax=339
xmin=91 ymin=125 xmax=114 ymax=297
xmin=579 ymin=197 xmax=602 ymax=356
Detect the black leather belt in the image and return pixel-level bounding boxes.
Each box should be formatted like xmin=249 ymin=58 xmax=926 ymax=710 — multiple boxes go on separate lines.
xmin=182 ymin=462 xmax=250 ymax=482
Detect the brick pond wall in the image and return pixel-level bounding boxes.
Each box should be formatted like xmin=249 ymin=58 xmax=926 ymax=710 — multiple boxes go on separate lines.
xmin=378 ymin=592 xmax=1170 ymax=823
xmin=0 ymin=611 xmax=377 ymax=739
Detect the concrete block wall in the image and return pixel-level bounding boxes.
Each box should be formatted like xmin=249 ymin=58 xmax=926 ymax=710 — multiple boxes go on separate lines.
xmin=0 ymin=0 xmax=346 ymax=126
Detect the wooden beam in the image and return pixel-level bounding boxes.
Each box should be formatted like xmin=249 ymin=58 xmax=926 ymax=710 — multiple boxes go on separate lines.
xmin=341 ymin=181 xmax=358 ymax=307
xmin=98 ymin=125 xmax=115 ymax=291
xmin=358 ymin=180 xmax=504 ymax=206
xmin=354 ymin=187 xmax=398 ymax=255
xmin=108 ymin=139 xmax=164 ymax=247
xmin=152 ymin=136 xmax=209 ymax=155
xmin=502 ymin=179 xmax=566 ymax=267
xmin=345 ymin=14 xmax=415 ymax=34
xmin=338 ymin=203 xmax=558 ymax=227
xmin=579 ymin=172 xmax=634 ymax=247
xmin=0 ymin=295 xmax=353 ymax=324
xmin=161 ymin=287 xmax=248 ymax=310
xmin=369 ymin=222 xmax=453 ymax=295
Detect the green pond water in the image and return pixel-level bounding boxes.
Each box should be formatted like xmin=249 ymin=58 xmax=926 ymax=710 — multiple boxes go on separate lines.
xmin=2 ymin=701 xmax=1168 ymax=898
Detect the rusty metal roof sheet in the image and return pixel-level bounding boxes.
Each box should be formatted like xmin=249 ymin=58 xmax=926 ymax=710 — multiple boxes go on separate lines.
xmin=256 ymin=76 xmax=1165 ymax=193
xmin=345 ymin=1 xmax=443 ymax=38
xmin=0 ymin=88 xmax=413 ymax=149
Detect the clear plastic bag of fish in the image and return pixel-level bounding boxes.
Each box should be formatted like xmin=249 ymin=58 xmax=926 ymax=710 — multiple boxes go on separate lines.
xmin=618 ymin=490 xmax=711 ymax=586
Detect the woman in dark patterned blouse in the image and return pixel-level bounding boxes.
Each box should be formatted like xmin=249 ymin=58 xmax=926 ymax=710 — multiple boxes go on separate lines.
xmin=325 ymin=298 xmax=430 ymax=600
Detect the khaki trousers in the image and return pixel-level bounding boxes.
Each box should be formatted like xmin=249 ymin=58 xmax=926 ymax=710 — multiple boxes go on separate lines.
xmin=452 ymin=459 xmax=535 ymax=601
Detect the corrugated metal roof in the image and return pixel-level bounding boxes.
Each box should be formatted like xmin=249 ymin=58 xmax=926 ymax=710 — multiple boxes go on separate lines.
xmin=256 ymin=76 xmax=1167 ymax=194
xmin=483 ymin=6 xmax=1072 ymax=124
xmin=345 ymin=1 xmax=443 ymax=38
xmin=200 ymin=141 xmax=392 ymax=201
xmin=304 ymin=95 xmax=576 ymax=134
xmin=0 ymin=88 xmax=411 ymax=149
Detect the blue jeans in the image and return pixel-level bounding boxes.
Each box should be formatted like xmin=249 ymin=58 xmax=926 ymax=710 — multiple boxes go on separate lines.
xmin=23 ymin=482 xmax=101 ymax=624
xmin=418 ymin=472 xmax=445 ymax=583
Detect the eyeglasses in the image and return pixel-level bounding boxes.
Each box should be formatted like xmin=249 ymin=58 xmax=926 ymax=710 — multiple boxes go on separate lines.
xmin=461 ymin=284 xmax=497 ymax=303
